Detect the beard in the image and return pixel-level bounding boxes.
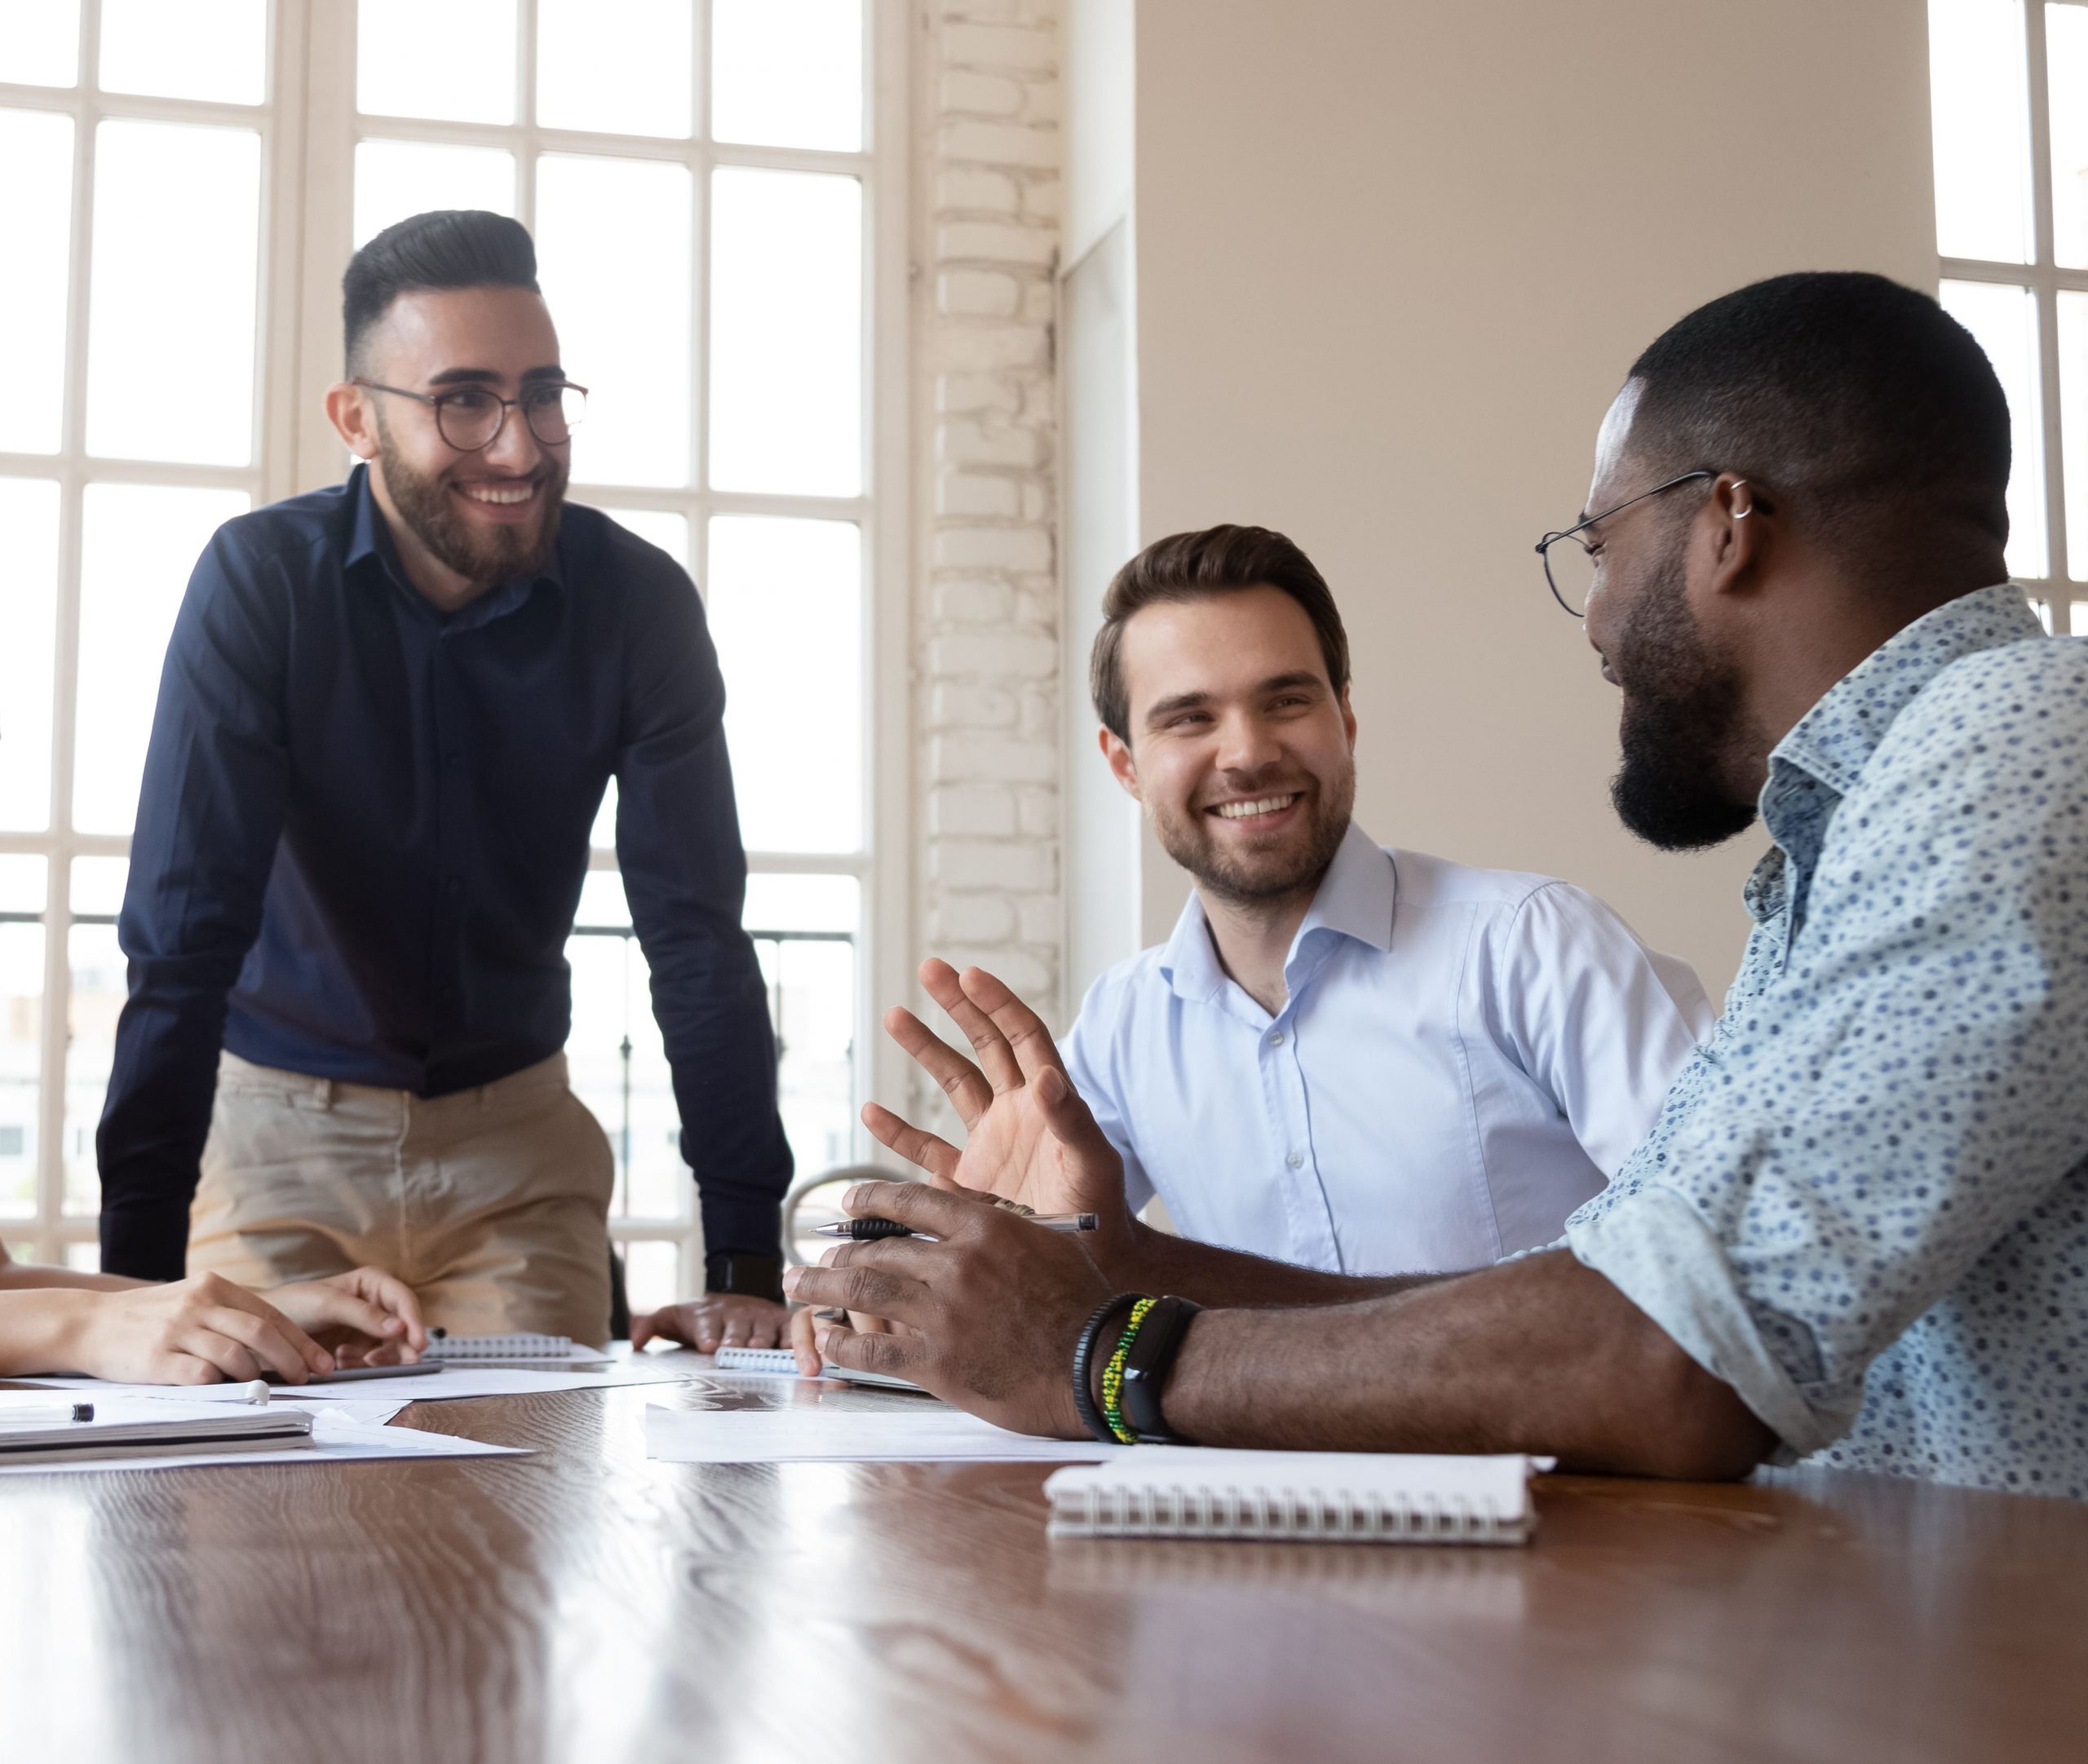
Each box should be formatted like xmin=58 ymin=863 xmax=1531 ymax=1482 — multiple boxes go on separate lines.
xmin=1150 ymin=760 xmax=1357 ymax=911
xmin=1607 ymin=549 xmax=1760 ymax=851
xmin=374 ymin=411 xmax=568 ymax=586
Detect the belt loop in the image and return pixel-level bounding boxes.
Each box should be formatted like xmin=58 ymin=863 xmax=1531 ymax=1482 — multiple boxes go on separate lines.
xmin=320 ymin=1078 xmax=336 ymax=1111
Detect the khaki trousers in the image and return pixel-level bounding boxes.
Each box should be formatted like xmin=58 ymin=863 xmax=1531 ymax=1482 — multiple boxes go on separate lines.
xmin=189 ymin=1050 xmax=616 ymax=1346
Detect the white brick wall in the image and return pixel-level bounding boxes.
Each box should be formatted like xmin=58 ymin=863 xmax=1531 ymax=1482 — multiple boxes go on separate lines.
xmin=912 ymin=0 xmax=1064 ymax=1096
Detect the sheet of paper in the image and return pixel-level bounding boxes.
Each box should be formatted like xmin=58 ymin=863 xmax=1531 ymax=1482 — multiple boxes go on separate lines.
xmin=0 ymin=1412 xmax=527 ymax=1476
xmin=644 ymin=1402 xmax=1131 ymax=1465
xmin=11 ymin=1355 xmax=701 ymax=1405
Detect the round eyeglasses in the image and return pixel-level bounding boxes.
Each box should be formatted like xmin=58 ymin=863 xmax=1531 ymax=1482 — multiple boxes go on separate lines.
xmin=351 ymin=377 xmax=588 ymax=452
xmin=1534 ymin=469 xmax=1714 ymax=617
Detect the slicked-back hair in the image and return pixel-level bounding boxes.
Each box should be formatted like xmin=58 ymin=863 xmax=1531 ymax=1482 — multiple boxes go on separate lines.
xmin=343 ymin=210 xmax=541 ymax=373
xmin=1090 ymin=525 xmax=1351 ymax=743
xmin=1622 ymin=272 xmax=2011 ymax=559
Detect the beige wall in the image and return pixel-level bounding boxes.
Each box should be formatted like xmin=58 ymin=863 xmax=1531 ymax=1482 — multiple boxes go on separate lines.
xmin=1110 ymin=0 xmax=1936 ymax=997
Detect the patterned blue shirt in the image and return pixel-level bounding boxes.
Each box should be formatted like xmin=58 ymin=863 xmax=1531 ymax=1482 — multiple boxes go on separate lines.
xmin=1564 ymin=585 xmax=2088 ymax=1497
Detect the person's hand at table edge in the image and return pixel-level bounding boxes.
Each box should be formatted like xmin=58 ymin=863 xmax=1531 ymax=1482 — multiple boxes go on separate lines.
xmin=634 ymin=1292 xmax=792 ymax=1355
xmin=33 ymin=1272 xmax=340 ymax=1385
xmin=784 ymin=1176 xmax=1112 ymax=1439
xmin=268 ymin=1266 xmax=427 ymax=1367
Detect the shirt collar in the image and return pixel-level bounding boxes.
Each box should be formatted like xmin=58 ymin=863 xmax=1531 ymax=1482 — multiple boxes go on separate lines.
xmin=1157 ymin=820 xmax=1393 ymax=1005
xmin=343 ymin=462 xmax=565 ymax=627
xmin=1767 ymin=582 xmax=2043 ymax=802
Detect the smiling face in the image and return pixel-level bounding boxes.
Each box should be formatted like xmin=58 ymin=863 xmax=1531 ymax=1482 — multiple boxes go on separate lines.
xmin=347 ymin=285 xmax=572 ymax=591
xmin=1105 ymin=586 xmax=1358 ymax=909
xmin=1579 ymin=382 xmax=1759 ymax=850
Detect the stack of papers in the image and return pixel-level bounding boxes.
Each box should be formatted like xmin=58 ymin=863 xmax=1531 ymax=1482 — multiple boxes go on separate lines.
xmin=0 ymin=1391 xmax=529 ymax=1475
xmin=0 ymin=1395 xmax=311 ymax=1466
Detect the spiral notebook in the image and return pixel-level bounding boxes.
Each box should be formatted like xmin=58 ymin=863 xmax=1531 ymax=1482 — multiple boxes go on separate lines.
xmin=1042 ymin=1448 xmax=1548 ymax=1545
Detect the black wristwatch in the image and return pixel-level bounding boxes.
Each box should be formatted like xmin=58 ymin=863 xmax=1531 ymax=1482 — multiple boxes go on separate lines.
xmin=705 ymin=1249 xmax=785 ymax=1306
xmin=1118 ymin=1295 xmax=1202 ymax=1443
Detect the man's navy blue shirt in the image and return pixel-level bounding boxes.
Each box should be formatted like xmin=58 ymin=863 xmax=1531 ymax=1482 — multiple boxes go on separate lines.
xmin=97 ymin=466 xmax=793 ymax=1280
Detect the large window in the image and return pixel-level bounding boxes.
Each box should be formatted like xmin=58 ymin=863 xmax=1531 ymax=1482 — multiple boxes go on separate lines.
xmin=0 ymin=1 xmax=906 ymax=1313
xmin=1930 ymin=0 xmax=2088 ymax=630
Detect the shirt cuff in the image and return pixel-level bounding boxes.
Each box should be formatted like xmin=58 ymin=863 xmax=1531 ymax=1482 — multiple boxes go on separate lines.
xmin=1565 ymin=1187 xmax=1847 ymax=1463
xmin=698 ymin=1195 xmax=783 ymax=1264
xmin=98 ymin=1198 xmax=192 ymax=1284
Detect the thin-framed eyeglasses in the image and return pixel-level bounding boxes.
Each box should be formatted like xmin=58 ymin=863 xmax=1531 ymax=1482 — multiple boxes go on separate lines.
xmin=350 ymin=377 xmax=589 ymax=452
xmin=1534 ymin=469 xmax=1714 ymax=617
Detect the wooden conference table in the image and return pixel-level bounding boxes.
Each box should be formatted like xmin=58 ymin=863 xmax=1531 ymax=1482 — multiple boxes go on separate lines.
xmin=3 ymin=1366 xmax=2086 ymax=1764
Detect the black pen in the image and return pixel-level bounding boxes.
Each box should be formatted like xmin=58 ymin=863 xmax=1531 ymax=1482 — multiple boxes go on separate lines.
xmin=814 ymin=1211 xmax=1099 ymax=1241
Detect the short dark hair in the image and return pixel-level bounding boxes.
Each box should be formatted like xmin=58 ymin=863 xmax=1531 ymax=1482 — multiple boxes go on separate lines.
xmin=1090 ymin=525 xmax=1351 ymax=742
xmin=1623 ymin=272 xmax=2011 ymax=557
xmin=342 ymin=210 xmax=540 ymax=373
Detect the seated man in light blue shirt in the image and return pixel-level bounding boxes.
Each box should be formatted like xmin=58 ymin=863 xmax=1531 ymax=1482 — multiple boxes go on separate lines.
xmin=1058 ymin=526 xmax=1713 ymax=1274
xmin=797 ymin=272 xmax=2088 ymax=1497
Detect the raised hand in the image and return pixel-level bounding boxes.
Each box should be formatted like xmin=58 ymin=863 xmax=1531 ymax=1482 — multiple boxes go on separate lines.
xmin=865 ymin=959 xmax=1131 ymax=1227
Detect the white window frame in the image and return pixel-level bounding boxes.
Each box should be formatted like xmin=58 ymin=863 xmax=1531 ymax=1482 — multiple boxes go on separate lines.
xmin=1937 ymin=0 xmax=2087 ymax=630
xmin=2 ymin=0 xmax=914 ymax=1288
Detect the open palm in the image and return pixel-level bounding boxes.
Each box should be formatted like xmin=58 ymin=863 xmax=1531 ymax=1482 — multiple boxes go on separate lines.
xmin=864 ymin=960 xmax=1129 ymax=1223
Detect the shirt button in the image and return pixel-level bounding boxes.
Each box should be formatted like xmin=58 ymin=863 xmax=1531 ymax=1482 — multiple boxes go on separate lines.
xmin=443 ymin=877 xmax=463 ymax=899
xmin=1285 ymin=1152 xmax=1304 ymax=1169
xmin=1267 ymin=1031 xmax=1285 ymax=1046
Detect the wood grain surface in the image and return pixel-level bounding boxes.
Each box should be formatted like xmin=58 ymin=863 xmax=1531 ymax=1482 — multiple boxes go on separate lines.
xmin=3 ymin=1368 xmax=2086 ymax=1764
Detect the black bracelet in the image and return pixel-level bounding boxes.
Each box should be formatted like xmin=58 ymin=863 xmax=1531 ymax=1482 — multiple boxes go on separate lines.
xmin=1072 ymin=1293 xmax=1143 ymax=1444
xmin=1118 ymin=1296 xmax=1202 ymax=1443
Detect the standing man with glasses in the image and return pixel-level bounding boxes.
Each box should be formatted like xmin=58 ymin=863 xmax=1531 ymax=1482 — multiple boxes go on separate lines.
xmin=95 ymin=210 xmax=796 ymax=1351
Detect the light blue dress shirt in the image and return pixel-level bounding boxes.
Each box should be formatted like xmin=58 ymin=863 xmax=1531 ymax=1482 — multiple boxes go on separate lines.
xmin=1566 ymin=585 xmax=2088 ymax=1497
xmin=1063 ymin=823 xmax=1714 ymax=1275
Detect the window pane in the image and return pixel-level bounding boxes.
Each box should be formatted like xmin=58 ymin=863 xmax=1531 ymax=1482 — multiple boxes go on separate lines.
xmin=0 ymin=917 xmax=42 ymax=1223
xmin=0 ymin=478 xmax=60 ymax=832
xmin=353 ymin=138 xmax=515 ymax=247
xmin=99 ymin=0 xmax=266 ymax=105
xmin=0 ymin=110 xmax=72 ymax=455
xmin=536 ymin=154 xmax=692 ymax=489
xmin=709 ymin=167 xmax=862 ymax=495
xmin=711 ymin=0 xmax=863 ymax=152
xmin=619 ymin=1238 xmax=682 ymax=1317
xmin=2050 ymin=3 xmax=2088 ymax=268
xmin=2062 ymin=291 xmax=2088 ymax=581
xmin=745 ymin=873 xmax=858 ymax=935
xmin=73 ymin=484 xmax=251 ymax=834
xmin=1940 ymin=280 xmax=2047 ymax=579
xmin=86 ymin=121 xmax=260 ymax=466
xmin=1929 ymin=0 xmax=2033 ymax=262
xmin=64 ymin=912 xmax=125 ymax=1216
xmin=0 ymin=855 xmax=46 ymax=913
xmin=707 ymin=515 xmax=862 ymax=852
xmin=358 ymin=0 xmax=515 ymax=125
xmin=566 ymin=928 xmax=685 ymax=1222
xmin=537 ymin=0 xmax=691 ymax=139
xmin=591 ymin=506 xmax=689 ymax=568
xmin=0 ymin=0 xmax=80 ymax=85
xmin=754 ymin=926 xmax=857 ymax=1179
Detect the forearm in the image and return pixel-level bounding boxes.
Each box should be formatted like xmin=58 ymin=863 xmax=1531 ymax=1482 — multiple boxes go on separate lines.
xmin=1110 ymin=1220 xmax=1435 ymax=1308
xmin=0 ymin=1289 xmax=95 ymax=1377
xmin=1159 ymin=1249 xmax=1776 ymax=1479
xmin=0 ymin=1262 xmax=142 ymax=1293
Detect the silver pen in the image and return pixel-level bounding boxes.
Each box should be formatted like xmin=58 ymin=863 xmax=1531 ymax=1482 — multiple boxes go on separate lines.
xmin=814 ymin=1211 xmax=1099 ymax=1241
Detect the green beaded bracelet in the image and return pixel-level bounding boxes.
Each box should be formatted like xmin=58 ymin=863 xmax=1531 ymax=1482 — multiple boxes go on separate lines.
xmin=1099 ymin=1296 xmax=1157 ymax=1445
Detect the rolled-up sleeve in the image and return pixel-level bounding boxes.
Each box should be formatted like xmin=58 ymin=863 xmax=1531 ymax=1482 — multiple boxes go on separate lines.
xmin=98 ymin=529 xmax=291 ymax=1280
xmin=1564 ymin=651 xmax=2088 ymax=1458
xmin=614 ymin=570 xmax=793 ymax=1260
